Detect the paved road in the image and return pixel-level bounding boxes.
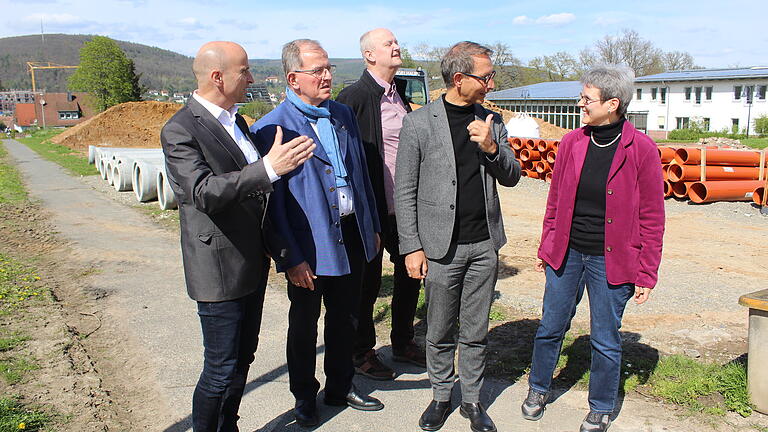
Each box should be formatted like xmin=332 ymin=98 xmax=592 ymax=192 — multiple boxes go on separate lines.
xmin=3 ymin=138 xmax=749 ymax=432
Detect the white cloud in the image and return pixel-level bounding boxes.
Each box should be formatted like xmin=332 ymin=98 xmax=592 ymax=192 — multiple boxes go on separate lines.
xmin=513 ymin=13 xmax=575 ymax=26
xmin=23 ymin=13 xmax=81 ymax=24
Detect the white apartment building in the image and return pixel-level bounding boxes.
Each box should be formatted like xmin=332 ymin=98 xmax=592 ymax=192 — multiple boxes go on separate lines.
xmin=629 ymin=67 xmax=768 ymax=139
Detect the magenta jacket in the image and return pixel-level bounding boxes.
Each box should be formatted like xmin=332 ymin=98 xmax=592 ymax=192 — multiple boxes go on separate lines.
xmin=537 ymin=120 xmax=665 ymax=288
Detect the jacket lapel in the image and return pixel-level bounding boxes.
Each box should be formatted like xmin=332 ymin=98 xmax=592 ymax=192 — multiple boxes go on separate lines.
xmin=607 ymin=120 xmax=636 ymax=183
xmin=189 ymin=98 xmax=248 ymax=169
xmin=431 ymin=99 xmax=457 ymax=177
xmin=570 ymin=128 xmax=590 ymax=179
xmin=297 ymin=120 xmax=332 ymax=165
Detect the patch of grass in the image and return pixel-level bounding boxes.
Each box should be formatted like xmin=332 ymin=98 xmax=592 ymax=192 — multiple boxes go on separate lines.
xmin=488 ymin=303 xmax=508 ymax=321
xmin=0 ymin=396 xmax=51 ymax=431
xmin=17 ymin=129 xmax=96 ymax=176
xmin=647 ymin=355 xmax=752 ymax=417
xmin=742 ymin=137 xmax=768 ymax=149
xmin=0 ymin=254 xmax=48 ymax=311
xmin=0 ymin=333 xmax=29 ymax=352
xmin=0 ymin=144 xmax=27 ymax=204
xmin=0 ymin=358 xmax=38 ymax=385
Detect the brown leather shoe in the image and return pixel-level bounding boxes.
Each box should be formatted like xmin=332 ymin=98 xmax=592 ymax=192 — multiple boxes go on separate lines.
xmin=354 ymin=349 xmax=395 ymax=380
xmin=392 ymin=342 xmax=427 ymax=368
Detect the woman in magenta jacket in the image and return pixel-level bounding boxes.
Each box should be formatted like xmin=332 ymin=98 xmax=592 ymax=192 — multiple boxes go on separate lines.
xmin=520 ymin=65 xmax=665 ymax=432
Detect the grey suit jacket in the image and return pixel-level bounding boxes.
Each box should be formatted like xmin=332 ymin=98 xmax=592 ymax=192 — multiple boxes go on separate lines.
xmin=161 ymin=97 xmax=273 ymax=302
xmin=394 ymin=97 xmax=521 ymax=260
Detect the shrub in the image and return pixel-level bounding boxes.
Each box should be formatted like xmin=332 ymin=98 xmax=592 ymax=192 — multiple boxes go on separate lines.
xmin=754 ymin=115 xmax=768 ymax=136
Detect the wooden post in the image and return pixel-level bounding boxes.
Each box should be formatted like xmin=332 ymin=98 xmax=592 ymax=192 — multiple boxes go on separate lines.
xmin=700 ymin=147 xmax=707 ymax=182
xmin=763 ymin=149 xmax=768 ymax=206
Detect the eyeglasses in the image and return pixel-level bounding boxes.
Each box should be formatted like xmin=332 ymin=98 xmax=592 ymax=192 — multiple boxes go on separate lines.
xmin=293 ymin=65 xmax=336 ymax=78
xmin=461 ymin=70 xmax=496 ymax=86
xmin=578 ymin=93 xmax=604 ymax=105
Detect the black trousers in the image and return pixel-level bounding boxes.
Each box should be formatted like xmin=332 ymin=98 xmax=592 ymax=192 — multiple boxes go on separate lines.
xmin=286 ymin=215 xmax=366 ymax=403
xmin=355 ymin=214 xmax=421 ymax=355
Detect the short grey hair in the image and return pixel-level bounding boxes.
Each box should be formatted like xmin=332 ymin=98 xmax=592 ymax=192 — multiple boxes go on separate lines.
xmin=440 ymin=41 xmax=493 ymax=88
xmin=580 ymin=65 xmax=636 ymax=116
xmin=281 ymin=39 xmax=323 ymax=76
xmin=359 ymin=30 xmax=375 ymax=56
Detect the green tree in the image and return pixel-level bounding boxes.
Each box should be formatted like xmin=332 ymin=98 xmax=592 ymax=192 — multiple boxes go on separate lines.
xmin=239 ymin=100 xmax=273 ymax=121
xmin=400 ymin=48 xmax=419 ymax=69
xmin=754 ymin=115 xmax=768 ymax=136
xmin=68 ymin=36 xmax=143 ymax=112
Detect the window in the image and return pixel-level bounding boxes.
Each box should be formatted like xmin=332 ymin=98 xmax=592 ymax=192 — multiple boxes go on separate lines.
xmin=703 ymin=118 xmax=710 ymax=131
xmin=759 ymin=85 xmax=767 ymax=100
xmin=658 ymin=116 xmax=666 ymax=129
xmin=745 ymin=85 xmax=755 ymax=103
xmin=685 ymin=87 xmax=692 ymax=100
xmin=636 ymin=89 xmax=642 ymax=100
xmin=676 ymin=117 xmax=690 ymax=129
xmin=705 ymin=86 xmax=713 ymax=100
xmin=660 ymin=87 xmax=667 ymax=104
xmin=732 ymin=118 xmax=740 ymax=133
xmin=651 ymin=87 xmax=658 ymax=100
xmin=734 ymin=85 xmax=743 ymax=100
xmin=695 ymin=87 xmax=702 ymax=104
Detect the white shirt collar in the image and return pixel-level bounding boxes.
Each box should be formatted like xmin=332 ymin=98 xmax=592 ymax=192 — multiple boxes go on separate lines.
xmin=193 ymin=91 xmax=238 ymax=124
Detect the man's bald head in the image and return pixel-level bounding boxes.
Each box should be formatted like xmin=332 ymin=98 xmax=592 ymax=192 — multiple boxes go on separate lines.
xmin=193 ymin=41 xmax=246 ymax=84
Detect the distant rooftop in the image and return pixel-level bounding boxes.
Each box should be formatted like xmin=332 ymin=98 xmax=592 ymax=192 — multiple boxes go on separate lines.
xmin=486 ymin=81 xmax=582 ymax=101
xmin=635 ymin=67 xmax=768 ymax=82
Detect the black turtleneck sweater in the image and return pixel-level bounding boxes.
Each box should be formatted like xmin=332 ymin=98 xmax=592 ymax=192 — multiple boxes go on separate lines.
xmin=443 ymin=96 xmax=490 ymax=244
xmin=569 ymin=118 xmax=625 ymax=255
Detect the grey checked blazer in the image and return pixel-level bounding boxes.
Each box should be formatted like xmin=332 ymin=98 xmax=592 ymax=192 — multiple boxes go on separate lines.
xmin=394 ymin=97 xmax=521 ymax=260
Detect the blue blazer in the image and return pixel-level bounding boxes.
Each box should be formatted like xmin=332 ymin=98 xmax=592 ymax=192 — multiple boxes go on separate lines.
xmin=250 ymin=100 xmax=381 ymax=276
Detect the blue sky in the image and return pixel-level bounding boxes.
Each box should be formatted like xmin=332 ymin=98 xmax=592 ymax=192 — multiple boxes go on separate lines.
xmin=1 ymin=0 xmax=766 ymax=68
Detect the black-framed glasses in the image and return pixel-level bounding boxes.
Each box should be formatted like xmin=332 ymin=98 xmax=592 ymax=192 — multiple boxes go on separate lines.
xmin=461 ymin=70 xmax=496 ymax=86
xmin=293 ymin=65 xmax=336 ymax=78
xmin=578 ymin=93 xmax=605 ymax=105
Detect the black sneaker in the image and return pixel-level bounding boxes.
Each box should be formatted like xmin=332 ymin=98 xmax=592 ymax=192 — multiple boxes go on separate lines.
xmin=579 ymin=411 xmax=611 ymax=432
xmin=521 ymin=388 xmax=547 ymax=421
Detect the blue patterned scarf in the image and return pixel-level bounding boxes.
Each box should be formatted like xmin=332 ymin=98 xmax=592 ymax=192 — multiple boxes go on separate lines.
xmin=285 ymin=88 xmax=348 ymax=187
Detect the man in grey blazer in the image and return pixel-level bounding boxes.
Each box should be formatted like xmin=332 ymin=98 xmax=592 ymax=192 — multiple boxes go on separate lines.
xmin=395 ymin=41 xmax=521 ymax=432
xmin=161 ymin=41 xmax=315 ymax=432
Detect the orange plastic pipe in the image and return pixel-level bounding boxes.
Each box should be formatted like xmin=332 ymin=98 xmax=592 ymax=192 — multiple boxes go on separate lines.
xmin=664 ymin=180 xmax=673 ymax=198
xmin=520 ymin=149 xmax=541 ymax=162
xmin=688 ymin=181 xmax=766 ymax=204
xmin=671 ymin=181 xmax=695 ymax=199
xmin=509 ymin=137 xmax=524 ymax=151
xmin=668 ymin=165 xmax=761 ymax=182
xmin=752 ymin=186 xmax=765 ymax=205
xmin=658 ymin=147 xmax=676 ymax=163
xmin=524 ymin=169 xmax=540 ymax=179
xmin=524 ymin=139 xmax=536 ymax=150
xmin=536 ymin=139 xmax=556 ymax=153
xmin=523 ymin=160 xmax=535 ymax=171
xmin=545 ymin=172 xmax=552 ymax=183
xmin=661 ymin=165 xmax=669 ymax=181
xmin=536 ymin=161 xmax=551 ymax=174
xmin=546 ymin=151 xmax=557 ymax=164
xmin=674 ymin=148 xmax=765 ymax=167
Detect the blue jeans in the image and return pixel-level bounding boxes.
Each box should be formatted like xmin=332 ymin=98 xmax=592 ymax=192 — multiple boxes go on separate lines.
xmin=529 ymin=248 xmax=634 ymax=413
xmin=193 ymin=289 xmax=266 ymax=432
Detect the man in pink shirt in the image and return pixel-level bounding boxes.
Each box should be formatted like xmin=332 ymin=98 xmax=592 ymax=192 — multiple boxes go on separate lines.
xmin=337 ymin=28 xmax=426 ymax=380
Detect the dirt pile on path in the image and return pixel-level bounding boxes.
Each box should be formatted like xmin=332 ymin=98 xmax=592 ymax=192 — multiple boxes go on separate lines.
xmin=429 ymin=88 xmax=569 ymax=140
xmin=51 ymin=101 xmax=181 ymax=150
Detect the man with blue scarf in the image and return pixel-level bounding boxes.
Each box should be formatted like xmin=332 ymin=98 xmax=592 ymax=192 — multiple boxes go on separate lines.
xmin=251 ymin=39 xmax=383 ymax=427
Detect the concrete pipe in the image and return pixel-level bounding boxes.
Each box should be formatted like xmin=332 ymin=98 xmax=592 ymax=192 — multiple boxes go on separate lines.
xmin=753 ymin=186 xmax=766 ymax=206
xmin=88 ymin=145 xmax=97 ymax=164
xmin=133 ymin=160 xmax=162 ymax=202
xmin=156 ymin=167 xmax=178 ymax=210
xmin=112 ymin=155 xmax=162 ymax=192
xmin=674 ymin=148 xmax=765 ymax=167
xmin=658 ymin=147 xmax=676 ymax=164
xmin=668 ymin=165 xmax=762 ymax=182
xmin=688 ymin=180 xmax=765 ymax=204
xmin=105 ymin=160 xmax=116 ymax=185
xmin=520 ymin=149 xmax=541 ymax=162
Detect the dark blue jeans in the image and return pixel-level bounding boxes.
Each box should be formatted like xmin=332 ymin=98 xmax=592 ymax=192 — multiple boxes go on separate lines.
xmin=529 ymin=248 xmax=634 ymax=413
xmin=193 ymin=288 xmax=266 ymax=432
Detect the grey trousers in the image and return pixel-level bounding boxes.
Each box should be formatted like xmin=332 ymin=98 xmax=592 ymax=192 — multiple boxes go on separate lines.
xmin=424 ymin=239 xmax=498 ymax=403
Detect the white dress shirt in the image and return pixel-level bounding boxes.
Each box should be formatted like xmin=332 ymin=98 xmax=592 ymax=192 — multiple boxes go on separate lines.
xmin=193 ymin=92 xmax=279 ymax=182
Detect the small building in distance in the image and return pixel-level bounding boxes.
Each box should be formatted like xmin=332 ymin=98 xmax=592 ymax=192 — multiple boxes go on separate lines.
xmin=244 ymin=83 xmax=272 ymax=105
xmin=12 ymin=92 xmax=95 ymax=129
xmin=630 ymin=67 xmax=768 ymax=139
xmin=0 ymin=90 xmax=36 ymax=116
xmin=485 ymin=81 xmax=583 ymax=130
xmin=265 ymin=76 xmax=279 ymax=84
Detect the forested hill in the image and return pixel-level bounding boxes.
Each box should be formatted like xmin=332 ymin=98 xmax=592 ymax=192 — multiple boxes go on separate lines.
xmin=0 ymin=34 xmax=197 ymax=92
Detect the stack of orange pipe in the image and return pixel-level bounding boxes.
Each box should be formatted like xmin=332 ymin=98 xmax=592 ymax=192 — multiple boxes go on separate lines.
xmin=661 ymin=146 xmax=768 ymax=204
xmin=508 ymin=137 xmax=559 ymax=182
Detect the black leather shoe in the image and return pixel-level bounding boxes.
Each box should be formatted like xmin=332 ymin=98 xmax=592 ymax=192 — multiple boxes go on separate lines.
xmin=324 ymin=386 xmax=384 ymax=411
xmin=418 ymin=400 xmax=451 ymax=431
xmin=459 ymin=402 xmax=496 ymax=432
xmin=294 ymin=400 xmax=319 ymax=428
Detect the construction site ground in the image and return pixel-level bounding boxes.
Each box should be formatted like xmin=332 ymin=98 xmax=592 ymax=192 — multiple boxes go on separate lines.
xmin=3 ymin=135 xmax=768 ymax=431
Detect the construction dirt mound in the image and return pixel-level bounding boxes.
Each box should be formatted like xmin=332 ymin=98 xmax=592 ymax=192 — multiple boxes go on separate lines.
xmin=429 ymin=88 xmax=570 ymax=140
xmin=52 ymin=101 xmax=181 ymax=150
